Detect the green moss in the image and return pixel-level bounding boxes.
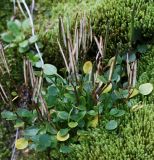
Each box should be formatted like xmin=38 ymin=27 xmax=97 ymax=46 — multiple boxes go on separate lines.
xmin=35 ymin=0 xmax=98 ymax=67
xmin=93 ymin=0 xmax=154 ymax=56
xmin=0 ymin=0 xmax=12 ymax=32
xmin=0 ymin=124 xmax=11 ymax=159
xmin=137 ymin=46 xmax=154 ymax=103
xmin=35 ymin=0 xmax=154 ymax=66
xmin=66 ymin=105 xmax=154 ymax=160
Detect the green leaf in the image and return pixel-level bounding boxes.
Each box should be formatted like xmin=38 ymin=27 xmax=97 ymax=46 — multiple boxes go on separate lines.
xmin=1 ymin=32 xmax=14 ymax=43
xmin=102 ymin=83 xmax=112 ymax=94
xmin=97 ymin=75 xmax=108 ymax=84
xmin=24 ymin=128 xmax=39 ymax=137
xmin=137 ymin=44 xmax=148 ymax=53
xmin=71 ymin=111 xmax=86 ymax=121
xmin=35 ymin=61 xmax=42 ymax=68
xmin=11 ymin=91 xmax=17 ymax=96
xmin=19 ymin=40 xmax=29 ymax=48
xmin=58 ymin=111 xmax=69 ymax=120
xmin=87 ymin=110 xmax=97 ymax=116
xmin=68 ymin=122 xmax=78 ymax=128
xmin=46 ymin=95 xmax=57 ymax=106
xmin=14 ymin=32 xmax=25 ymax=43
xmin=14 ymin=121 xmax=24 ymax=128
xmin=22 ymin=19 xmax=31 ymax=31
xmin=14 ymin=19 xmax=22 ymax=29
xmin=128 ymin=53 xmax=136 ymax=62
xmin=118 ymin=89 xmax=129 ymax=99
xmin=109 ymin=108 xmax=119 ymax=116
xmin=57 ymin=130 xmax=69 ymax=142
xmin=114 ymin=110 xmax=125 ymax=117
xmin=39 ymin=134 xmax=51 ymax=147
xmin=129 ymin=88 xmax=139 ymax=98
xmin=43 ymin=64 xmax=57 ymax=75
xmin=28 ymin=35 xmax=38 ymax=44
xmin=16 ymin=108 xmax=32 ymax=118
xmin=50 ymin=136 xmax=57 ymax=148
xmin=7 ymin=21 xmax=20 ymax=34
xmin=1 ymin=110 xmax=17 ymax=120
xmin=15 ymin=138 xmax=28 ymax=150
xmin=105 ymin=120 xmax=118 ymax=130
xmin=78 ymin=97 xmax=86 ymax=110
xmin=59 ymin=128 xmax=69 ymax=137
xmin=47 ymin=86 xmax=58 ymax=96
xmin=60 ymin=145 xmax=72 ymax=153
xmin=45 ymin=123 xmax=57 ymax=134
xmin=110 ymin=108 xmax=125 ymax=117
xmin=139 ymin=83 xmax=153 ymax=95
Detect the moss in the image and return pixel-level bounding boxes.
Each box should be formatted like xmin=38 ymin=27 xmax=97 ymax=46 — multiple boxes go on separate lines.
xmin=66 ymin=105 xmax=154 ymax=160
xmin=0 ymin=124 xmax=11 ymax=159
xmin=34 ymin=0 xmax=154 ymax=67
xmin=93 ymin=0 xmax=154 ymax=56
xmin=137 ymin=46 xmax=154 ymax=103
xmin=35 ymin=0 xmax=98 ymax=68
xmin=0 ymin=0 xmax=12 ymax=32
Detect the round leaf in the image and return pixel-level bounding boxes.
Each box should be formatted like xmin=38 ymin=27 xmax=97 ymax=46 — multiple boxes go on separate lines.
xmin=68 ymin=122 xmax=78 ymax=128
xmin=114 ymin=110 xmax=125 ymax=117
xmin=7 ymin=21 xmax=20 ymax=34
xmin=15 ymin=138 xmax=28 ymax=150
xmin=1 ymin=110 xmax=17 ymax=120
xmin=83 ymin=61 xmax=92 ymax=74
xmin=87 ymin=110 xmax=97 ymax=116
xmin=19 ymin=40 xmax=29 ymax=48
xmin=1 ymin=32 xmax=14 ymax=43
xmin=109 ymin=108 xmax=119 ymax=116
xmin=43 ymin=64 xmax=57 ymax=75
xmin=58 ymin=111 xmax=69 ymax=120
xmin=56 ymin=132 xmax=70 ymax=142
xmin=59 ymin=128 xmax=69 ymax=136
xmin=47 ymin=86 xmax=58 ymax=96
xmin=105 ymin=120 xmax=118 ymax=130
xmin=139 ymin=83 xmax=153 ymax=95
xmin=28 ymin=35 xmax=38 ymax=44
xmin=39 ymin=134 xmax=51 ymax=147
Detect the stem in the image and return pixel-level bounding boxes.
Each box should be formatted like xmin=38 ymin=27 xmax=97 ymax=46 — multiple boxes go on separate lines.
xmin=21 ymin=0 xmax=44 ymax=68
